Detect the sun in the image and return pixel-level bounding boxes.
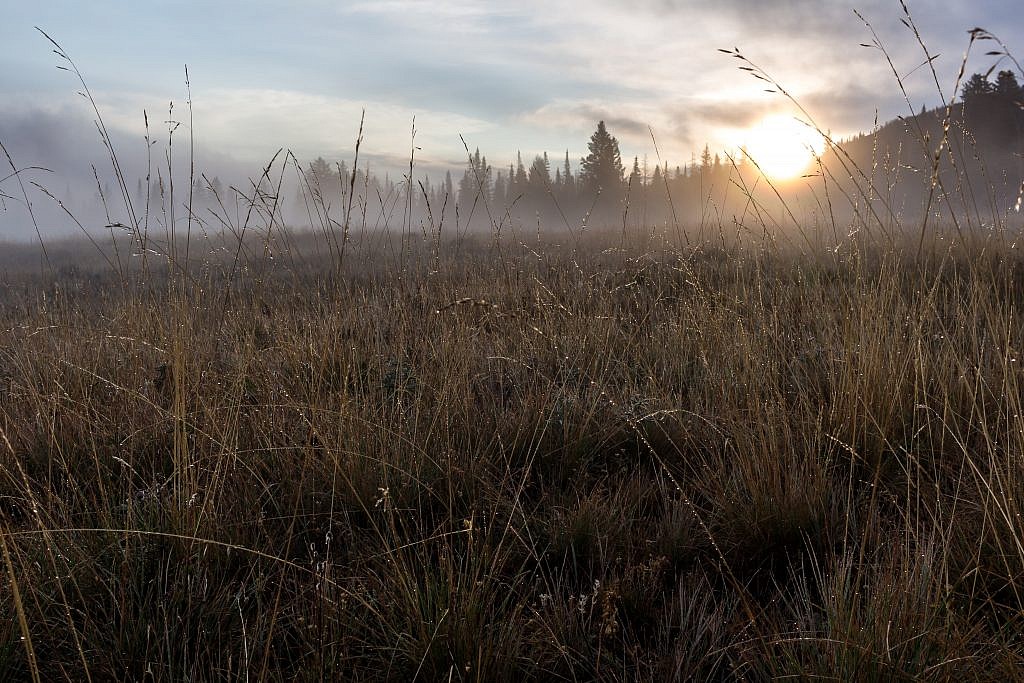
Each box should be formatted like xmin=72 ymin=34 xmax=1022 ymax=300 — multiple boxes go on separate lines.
xmin=742 ymin=115 xmax=826 ymax=181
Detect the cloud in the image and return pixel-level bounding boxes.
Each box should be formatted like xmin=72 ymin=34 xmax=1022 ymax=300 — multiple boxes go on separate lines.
xmin=343 ymin=0 xmax=509 ymax=23
xmin=516 ymin=0 xmax=1008 ymax=135
xmin=684 ymin=100 xmax=770 ymax=130
xmin=6 ymin=0 xmax=1024 ymax=228
xmin=518 ymin=102 xmax=652 ymax=137
xmin=87 ymin=86 xmax=495 ymax=171
xmin=0 ymin=101 xmax=240 ymax=239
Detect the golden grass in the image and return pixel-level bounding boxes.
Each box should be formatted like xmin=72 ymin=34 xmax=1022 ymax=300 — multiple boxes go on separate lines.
xmin=3 ymin=14 xmax=1024 ymax=680
xmin=1 ymin=224 xmax=1024 ymax=679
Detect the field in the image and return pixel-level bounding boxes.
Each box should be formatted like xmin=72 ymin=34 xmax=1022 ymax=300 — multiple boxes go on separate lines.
xmin=3 ymin=18 xmax=1024 ymax=676
xmin=2 ymin=211 xmax=1024 ymax=679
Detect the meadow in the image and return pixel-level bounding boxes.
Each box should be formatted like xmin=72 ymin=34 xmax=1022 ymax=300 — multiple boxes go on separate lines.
xmin=3 ymin=209 xmax=1024 ymax=681
xmin=3 ymin=24 xmax=1024 ymax=683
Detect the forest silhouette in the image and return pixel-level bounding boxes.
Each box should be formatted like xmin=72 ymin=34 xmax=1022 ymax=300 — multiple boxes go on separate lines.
xmin=272 ymin=68 xmax=1024 ymax=241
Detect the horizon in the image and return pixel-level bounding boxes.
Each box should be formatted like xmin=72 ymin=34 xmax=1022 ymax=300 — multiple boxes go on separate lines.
xmin=1 ymin=1 xmax=1023 ymax=240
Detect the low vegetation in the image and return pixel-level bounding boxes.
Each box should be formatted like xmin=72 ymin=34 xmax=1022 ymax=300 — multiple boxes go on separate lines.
xmin=2 ymin=219 xmax=1024 ymax=680
xmin=3 ymin=16 xmax=1024 ymax=682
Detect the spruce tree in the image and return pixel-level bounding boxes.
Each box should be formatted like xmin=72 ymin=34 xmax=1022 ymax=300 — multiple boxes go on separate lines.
xmin=528 ymin=154 xmax=550 ymax=189
xmin=306 ymin=156 xmax=337 ymax=189
xmin=962 ymin=73 xmax=994 ymax=103
xmin=506 ymin=163 xmax=516 ymax=200
xmin=579 ymin=121 xmax=624 ymax=195
xmin=192 ymin=176 xmax=206 ymax=204
xmin=457 ymin=170 xmax=474 ymax=209
xmin=629 ymin=156 xmax=641 ymax=186
xmin=459 ymin=148 xmax=491 ymax=209
xmin=700 ymin=145 xmax=713 ymax=172
xmin=995 ymin=70 xmax=1023 ymax=102
xmin=493 ymin=170 xmax=507 ymax=207
xmin=443 ymin=170 xmax=454 ymax=221
xmin=514 ymin=152 xmax=528 ymax=194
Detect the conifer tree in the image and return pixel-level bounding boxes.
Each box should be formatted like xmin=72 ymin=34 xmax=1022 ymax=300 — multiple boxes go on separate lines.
xmin=629 ymin=156 xmax=642 ymax=186
xmin=191 ymin=176 xmax=206 ymax=204
xmin=493 ymin=170 xmax=507 ymax=207
xmin=528 ymin=154 xmax=551 ymax=189
xmin=995 ymin=70 xmax=1023 ymax=102
xmin=579 ymin=121 xmax=624 ymax=195
xmin=306 ymin=156 xmax=338 ymax=190
xmin=514 ymin=152 xmax=528 ymax=195
xmin=700 ymin=145 xmax=713 ymax=172
xmin=458 ymin=148 xmax=491 ymax=209
xmin=506 ymin=163 xmax=516 ymax=200
xmin=962 ymin=73 xmax=994 ymax=103
xmin=443 ymin=170 xmax=454 ymax=221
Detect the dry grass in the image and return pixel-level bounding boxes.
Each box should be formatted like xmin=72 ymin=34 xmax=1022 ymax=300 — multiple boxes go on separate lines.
xmin=4 ymin=15 xmax=1024 ymax=681
xmin=2 ymin=222 xmax=1024 ymax=680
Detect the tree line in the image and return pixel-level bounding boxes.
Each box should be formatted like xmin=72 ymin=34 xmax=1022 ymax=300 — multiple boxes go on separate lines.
xmin=299 ymin=120 xmax=743 ymax=232
xmin=95 ymin=71 xmax=1024 ymax=237
xmin=959 ymin=69 xmax=1024 ymax=144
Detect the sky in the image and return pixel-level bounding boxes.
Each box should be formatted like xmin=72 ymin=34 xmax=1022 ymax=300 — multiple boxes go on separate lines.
xmin=1 ymin=0 xmax=1022 ymax=226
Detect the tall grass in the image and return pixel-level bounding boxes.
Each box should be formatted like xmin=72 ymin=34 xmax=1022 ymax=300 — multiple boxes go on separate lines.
xmin=3 ymin=14 xmax=1024 ymax=682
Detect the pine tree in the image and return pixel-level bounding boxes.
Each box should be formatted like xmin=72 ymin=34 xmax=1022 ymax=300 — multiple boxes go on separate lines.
xmin=505 ymin=163 xmax=516 ymax=200
xmin=473 ymin=149 xmax=492 ymax=198
xmin=337 ymin=161 xmax=350 ymax=189
xmin=443 ymin=170 xmax=454 ymax=222
xmin=192 ymin=176 xmax=206 ymax=204
xmin=492 ymin=170 xmax=507 ymax=207
xmin=514 ymin=152 xmax=528 ymax=195
xmin=629 ymin=156 xmax=641 ymax=186
xmin=528 ymin=154 xmax=550 ymax=190
xmin=995 ymin=70 xmax=1023 ymax=103
xmin=457 ymin=170 xmax=474 ymax=209
xmin=306 ymin=156 xmax=337 ymax=189
xmin=962 ymin=73 xmax=994 ymax=103
xmin=579 ymin=121 xmax=624 ymax=195
xmin=700 ymin=145 xmax=713 ymax=172
xmin=458 ymin=148 xmax=492 ymax=208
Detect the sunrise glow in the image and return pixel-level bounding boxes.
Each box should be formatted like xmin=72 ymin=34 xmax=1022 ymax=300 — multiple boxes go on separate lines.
xmin=742 ymin=115 xmax=826 ymax=181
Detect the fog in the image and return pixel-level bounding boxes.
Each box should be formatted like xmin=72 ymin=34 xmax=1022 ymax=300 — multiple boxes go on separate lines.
xmin=0 ymin=103 xmax=262 ymax=242
xmin=3 ymin=70 xmax=1024 ymax=255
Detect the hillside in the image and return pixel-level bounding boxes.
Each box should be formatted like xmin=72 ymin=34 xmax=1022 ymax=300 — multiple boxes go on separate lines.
xmin=823 ymin=75 xmax=1024 ymax=221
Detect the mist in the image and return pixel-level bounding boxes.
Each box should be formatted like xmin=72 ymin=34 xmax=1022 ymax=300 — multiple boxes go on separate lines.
xmin=4 ymin=0 xmax=1024 ymax=251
